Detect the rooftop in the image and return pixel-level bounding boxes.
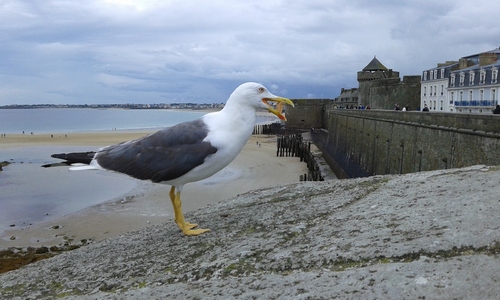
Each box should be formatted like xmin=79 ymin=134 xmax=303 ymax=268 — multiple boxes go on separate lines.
xmin=362 ymin=56 xmax=388 ymax=71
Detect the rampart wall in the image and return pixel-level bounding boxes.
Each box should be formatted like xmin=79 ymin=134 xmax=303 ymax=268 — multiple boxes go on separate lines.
xmin=285 ymin=101 xmax=500 ymax=178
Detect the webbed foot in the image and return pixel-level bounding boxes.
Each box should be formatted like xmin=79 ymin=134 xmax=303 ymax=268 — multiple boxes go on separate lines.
xmin=181 ymin=227 xmax=211 ymax=236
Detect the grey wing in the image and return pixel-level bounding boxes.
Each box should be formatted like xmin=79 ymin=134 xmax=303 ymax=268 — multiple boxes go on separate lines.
xmin=95 ymin=119 xmax=218 ymax=183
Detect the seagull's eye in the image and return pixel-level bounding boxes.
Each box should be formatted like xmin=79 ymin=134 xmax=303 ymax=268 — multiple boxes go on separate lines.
xmin=258 ymin=87 xmax=265 ymax=93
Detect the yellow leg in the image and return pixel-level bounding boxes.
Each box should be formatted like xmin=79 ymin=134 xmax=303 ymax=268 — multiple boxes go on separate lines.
xmin=169 ymin=186 xmax=210 ymax=236
xmin=169 ymin=187 xmax=196 ymax=229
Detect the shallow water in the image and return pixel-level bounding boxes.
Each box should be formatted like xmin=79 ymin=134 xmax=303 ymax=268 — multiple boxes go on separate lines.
xmin=0 ymin=146 xmax=137 ymax=234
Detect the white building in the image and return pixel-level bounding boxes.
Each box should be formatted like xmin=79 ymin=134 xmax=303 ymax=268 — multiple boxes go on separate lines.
xmin=421 ymin=47 xmax=500 ymax=113
xmin=421 ymin=61 xmax=457 ymax=112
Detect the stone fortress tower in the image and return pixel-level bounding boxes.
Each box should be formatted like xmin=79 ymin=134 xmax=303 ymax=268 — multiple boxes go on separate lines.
xmin=356 ymin=56 xmax=421 ymax=110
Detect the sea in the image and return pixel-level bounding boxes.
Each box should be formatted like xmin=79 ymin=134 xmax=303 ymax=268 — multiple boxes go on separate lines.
xmin=0 ymin=108 xmax=204 ymax=134
xmin=0 ymin=108 xmax=277 ymax=134
xmin=0 ymin=108 xmax=279 ymax=236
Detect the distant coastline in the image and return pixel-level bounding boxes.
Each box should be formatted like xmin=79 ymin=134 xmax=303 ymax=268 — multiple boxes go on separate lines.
xmin=0 ymin=103 xmax=223 ymax=110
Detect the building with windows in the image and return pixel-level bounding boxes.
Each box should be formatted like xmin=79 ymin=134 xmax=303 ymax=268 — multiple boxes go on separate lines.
xmin=333 ymin=87 xmax=359 ymax=108
xmin=421 ymin=47 xmax=500 ymax=113
xmin=421 ymin=61 xmax=458 ymax=112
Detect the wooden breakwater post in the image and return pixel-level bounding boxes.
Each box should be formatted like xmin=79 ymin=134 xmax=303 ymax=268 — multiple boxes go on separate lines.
xmin=277 ymin=133 xmax=324 ymax=181
xmin=253 ymin=123 xmax=283 ymax=135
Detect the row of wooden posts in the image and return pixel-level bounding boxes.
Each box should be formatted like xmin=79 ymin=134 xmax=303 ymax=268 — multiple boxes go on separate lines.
xmin=276 ymin=134 xmax=324 ymax=181
xmin=253 ymin=123 xmax=283 ymax=135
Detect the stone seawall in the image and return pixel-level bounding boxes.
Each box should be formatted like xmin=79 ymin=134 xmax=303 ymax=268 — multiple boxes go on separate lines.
xmin=1 ymin=165 xmax=499 ymax=299
xmin=320 ymin=109 xmax=500 ymax=177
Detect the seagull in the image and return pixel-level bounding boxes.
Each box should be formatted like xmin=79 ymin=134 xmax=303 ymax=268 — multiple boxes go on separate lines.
xmin=46 ymin=82 xmax=294 ymax=236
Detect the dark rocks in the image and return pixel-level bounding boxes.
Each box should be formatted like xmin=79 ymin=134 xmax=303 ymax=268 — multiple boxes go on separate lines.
xmin=34 ymin=247 xmax=49 ymax=254
xmin=0 ymin=161 xmax=10 ymax=171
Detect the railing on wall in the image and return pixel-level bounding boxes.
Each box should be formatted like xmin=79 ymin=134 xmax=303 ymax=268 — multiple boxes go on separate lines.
xmin=454 ymin=100 xmax=497 ymax=107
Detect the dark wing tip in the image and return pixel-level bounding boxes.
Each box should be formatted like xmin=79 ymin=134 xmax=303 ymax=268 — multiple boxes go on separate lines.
xmin=50 ymin=152 xmax=96 ymax=165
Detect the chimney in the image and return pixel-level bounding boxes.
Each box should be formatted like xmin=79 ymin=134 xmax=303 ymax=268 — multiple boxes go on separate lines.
xmin=479 ymin=52 xmax=497 ymax=66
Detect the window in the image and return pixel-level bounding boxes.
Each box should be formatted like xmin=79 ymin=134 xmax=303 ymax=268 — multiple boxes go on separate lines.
xmin=450 ymin=74 xmax=456 ymax=87
xmin=460 ymin=72 xmax=465 ymax=86
xmin=423 ymin=86 xmax=427 ymax=96
xmin=440 ymin=100 xmax=443 ymax=110
xmin=460 ymin=91 xmax=463 ymax=101
xmin=469 ymin=90 xmax=473 ymax=101
xmin=469 ymin=71 xmax=475 ymax=86
xmin=480 ymin=89 xmax=484 ymax=101
xmin=434 ymin=70 xmax=438 ymax=79
xmin=492 ymin=89 xmax=497 ymax=102
xmin=492 ymin=68 xmax=498 ymax=84
xmin=434 ymin=85 xmax=437 ymax=96
xmin=480 ymin=69 xmax=486 ymax=85
xmin=450 ymin=91 xmax=454 ymax=102
xmin=440 ymin=84 xmax=444 ymax=95
xmin=423 ymin=71 xmax=428 ymax=81
xmin=441 ymin=68 xmax=445 ymax=79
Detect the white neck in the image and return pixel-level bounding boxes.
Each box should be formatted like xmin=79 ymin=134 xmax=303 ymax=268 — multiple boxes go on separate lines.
xmin=203 ymin=102 xmax=256 ymax=150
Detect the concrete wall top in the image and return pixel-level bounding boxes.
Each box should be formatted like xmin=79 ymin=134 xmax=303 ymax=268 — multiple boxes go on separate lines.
xmin=327 ymin=109 xmax=500 ymax=133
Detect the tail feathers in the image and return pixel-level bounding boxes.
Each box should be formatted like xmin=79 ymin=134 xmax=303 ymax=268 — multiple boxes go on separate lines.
xmin=42 ymin=151 xmax=96 ymax=168
xmin=51 ymin=152 xmax=96 ymax=164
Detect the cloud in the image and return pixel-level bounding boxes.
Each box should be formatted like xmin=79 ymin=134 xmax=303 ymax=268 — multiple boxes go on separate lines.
xmin=0 ymin=0 xmax=499 ymax=105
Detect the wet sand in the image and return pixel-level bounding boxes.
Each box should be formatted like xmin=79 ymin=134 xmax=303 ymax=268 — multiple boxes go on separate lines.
xmin=0 ymin=131 xmax=309 ymax=248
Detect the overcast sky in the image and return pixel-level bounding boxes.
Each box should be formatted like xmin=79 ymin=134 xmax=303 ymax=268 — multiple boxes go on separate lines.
xmin=1 ymin=0 xmax=499 ymax=105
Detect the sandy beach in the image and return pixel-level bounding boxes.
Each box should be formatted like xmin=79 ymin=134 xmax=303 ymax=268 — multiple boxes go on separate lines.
xmin=0 ymin=130 xmax=309 ymax=249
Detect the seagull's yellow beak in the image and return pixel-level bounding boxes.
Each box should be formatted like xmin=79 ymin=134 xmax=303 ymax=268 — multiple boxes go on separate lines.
xmin=262 ymin=97 xmax=294 ymax=121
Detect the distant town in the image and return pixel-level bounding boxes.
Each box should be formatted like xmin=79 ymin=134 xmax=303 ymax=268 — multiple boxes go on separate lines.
xmin=0 ymin=103 xmax=225 ymax=110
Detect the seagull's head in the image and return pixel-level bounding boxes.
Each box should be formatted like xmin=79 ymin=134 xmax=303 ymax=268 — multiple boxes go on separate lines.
xmin=229 ymin=82 xmax=294 ymax=121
